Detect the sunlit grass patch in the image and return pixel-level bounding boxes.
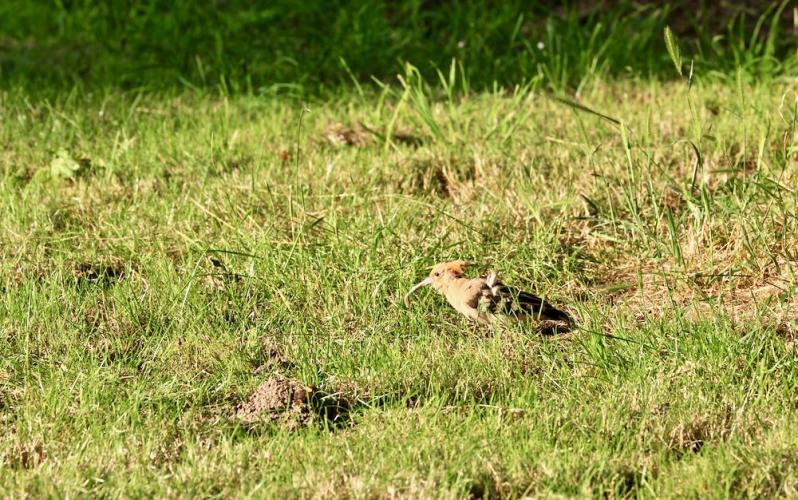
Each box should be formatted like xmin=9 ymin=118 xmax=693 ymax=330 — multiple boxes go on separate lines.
xmin=1 ymin=75 xmax=797 ymax=496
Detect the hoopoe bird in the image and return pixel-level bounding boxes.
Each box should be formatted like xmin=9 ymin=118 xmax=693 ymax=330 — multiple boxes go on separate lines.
xmin=404 ymin=260 xmax=573 ymax=333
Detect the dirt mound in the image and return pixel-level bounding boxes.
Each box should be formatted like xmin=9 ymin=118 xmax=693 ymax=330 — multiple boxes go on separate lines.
xmin=235 ymin=375 xmax=314 ymax=430
xmin=235 ymin=375 xmax=359 ymax=430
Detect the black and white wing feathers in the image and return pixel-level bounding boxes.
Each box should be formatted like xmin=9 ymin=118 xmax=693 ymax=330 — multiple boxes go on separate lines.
xmin=480 ymin=272 xmax=572 ymax=325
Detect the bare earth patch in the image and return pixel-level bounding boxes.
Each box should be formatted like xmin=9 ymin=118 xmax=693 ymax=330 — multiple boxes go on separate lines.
xmin=235 ymin=375 xmax=314 ymax=430
xmin=235 ymin=375 xmax=360 ymax=430
xmin=72 ymin=258 xmax=127 ymax=285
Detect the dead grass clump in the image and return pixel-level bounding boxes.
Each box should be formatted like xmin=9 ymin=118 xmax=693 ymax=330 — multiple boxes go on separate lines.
xmin=592 ymin=245 xmax=797 ymax=328
xmin=324 ymin=122 xmax=424 ymax=148
xmin=252 ymin=337 xmax=295 ymax=373
xmin=667 ymin=417 xmax=716 ymax=454
xmin=644 ymin=402 xmax=770 ymax=458
xmin=500 ymin=340 xmax=542 ymax=377
xmin=202 ymin=255 xmax=248 ymax=292
xmin=81 ymin=295 xmax=154 ymax=368
xmin=604 ymin=459 xmax=649 ymax=497
xmin=775 ymin=321 xmax=796 ymax=341
xmin=4 ymin=442 xmax=46 ymax=470
xmin=399 ymin=153 xmax=488 ymax=202
xmin=466 ymin=465 xmax=514 ymax=499
xmin=72 ymin=258 xmax=128 ymax=285
xmin=83 ymin=296 xmax=120 ymax=333
xmin=663 ymin=404 xmax=765 ymax=456
xmin=402 ymin=158 xmax=454 ymax=198
xmin=4 ymin=256 xmax=132 ymax=290
xmin=324 ymin=125 xmax=372 ymax=148
xmin=48 ymin=203 xmax=84 ymax=231
xmin=148 ymin=432 xmax=184 ymax=469
xmin=5 ymin=261 xmax=52 ymax=288
xmin=389 ymin=128 xmax=425 ymax=147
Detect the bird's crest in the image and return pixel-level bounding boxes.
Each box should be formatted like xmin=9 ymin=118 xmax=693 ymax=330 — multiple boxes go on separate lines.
xmin=431 ymin=260 xmax=470 ymax=277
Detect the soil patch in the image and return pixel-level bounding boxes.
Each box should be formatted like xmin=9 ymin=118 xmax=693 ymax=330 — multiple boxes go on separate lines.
xmin=236 ymin=375 xmax=314 ymax=429
xmin=72 ymin=258 xmax=127 ymax=285
xmin=325 ymin=125 xmax=371 ymax=147
xmin=235 ymin=375 xmax=355 ymax=430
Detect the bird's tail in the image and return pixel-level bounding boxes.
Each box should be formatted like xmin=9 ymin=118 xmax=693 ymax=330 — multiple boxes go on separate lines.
xmin=516 ymin=291 xmax=573 ymax=324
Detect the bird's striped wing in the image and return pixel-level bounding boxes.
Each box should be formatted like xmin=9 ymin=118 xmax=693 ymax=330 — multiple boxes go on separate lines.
xmin=480 ymin=272 xmax=572 ymax=325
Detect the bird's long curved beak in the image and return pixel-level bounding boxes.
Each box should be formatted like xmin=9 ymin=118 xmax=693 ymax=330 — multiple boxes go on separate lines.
xmin=404 ymin=277 xmax=432 ymax=307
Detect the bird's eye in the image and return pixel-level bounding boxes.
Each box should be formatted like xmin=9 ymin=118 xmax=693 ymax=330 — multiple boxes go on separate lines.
xmin=434 ymin=272 xmax=440 ymax=277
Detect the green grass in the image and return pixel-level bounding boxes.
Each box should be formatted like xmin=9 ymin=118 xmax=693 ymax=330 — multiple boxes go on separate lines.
xmin=3 ymin=4 xmax=798 ymax=496
xmin=1 ymin=69 xmax=797 ymax=496
xmin=1 ymin=1 xmax=796 ymax=93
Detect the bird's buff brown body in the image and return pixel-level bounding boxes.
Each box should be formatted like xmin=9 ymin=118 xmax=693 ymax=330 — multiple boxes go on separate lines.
xmin=404 ymin=261 xmax=572 ymax=331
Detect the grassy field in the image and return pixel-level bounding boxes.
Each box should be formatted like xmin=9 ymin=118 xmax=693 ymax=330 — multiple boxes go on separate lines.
xmin=1 ymin=65 xmax=797 ymax=496
xmin=1 ymin=6 xmax=798 ymax=496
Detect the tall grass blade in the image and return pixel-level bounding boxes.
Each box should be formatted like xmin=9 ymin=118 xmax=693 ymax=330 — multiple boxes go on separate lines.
xmin=664 ymin=26 xmax=683 ymax=77
xmin=548 ymin=95 xmax=621 ymax=126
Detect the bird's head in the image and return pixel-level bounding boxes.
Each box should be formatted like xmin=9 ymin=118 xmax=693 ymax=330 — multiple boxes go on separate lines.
xmin=404 ymin=260 xmax=471 ymax=307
